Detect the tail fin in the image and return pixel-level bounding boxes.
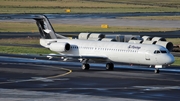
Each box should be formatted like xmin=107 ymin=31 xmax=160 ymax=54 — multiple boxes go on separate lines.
xmin=33 ymin=15 xmax=66 ymax=39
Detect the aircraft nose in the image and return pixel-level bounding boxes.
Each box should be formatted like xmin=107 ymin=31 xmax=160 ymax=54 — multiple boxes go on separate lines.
xmin=166 ymin=54 xmax=175 ymax=64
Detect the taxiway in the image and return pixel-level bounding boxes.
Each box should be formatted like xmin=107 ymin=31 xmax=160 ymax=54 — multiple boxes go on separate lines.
xmin=0 ymin=54 xmax=180 ymax=101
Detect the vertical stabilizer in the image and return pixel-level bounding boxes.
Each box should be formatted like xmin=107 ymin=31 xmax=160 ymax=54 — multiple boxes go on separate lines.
xmin=33 ymin=15 xmax=66 ymax=39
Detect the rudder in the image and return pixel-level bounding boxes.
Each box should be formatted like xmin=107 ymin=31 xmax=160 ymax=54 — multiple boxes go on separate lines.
xmin=33 ymin=15 xmax=66 ymax=39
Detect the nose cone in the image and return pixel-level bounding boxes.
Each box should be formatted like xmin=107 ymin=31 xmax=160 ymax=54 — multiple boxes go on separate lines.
xmin=166 ymin=53 xmax=175 ymax=64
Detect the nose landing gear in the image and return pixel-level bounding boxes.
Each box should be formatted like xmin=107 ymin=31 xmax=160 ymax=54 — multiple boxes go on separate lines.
xmin=154 ymin=65 xmax=163 ymax=73
xmin=154 ymin=68 xmax=160 ymax=73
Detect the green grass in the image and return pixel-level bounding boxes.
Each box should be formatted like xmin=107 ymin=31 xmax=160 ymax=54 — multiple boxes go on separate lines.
xmin=0 ymin=22 xmax=37 ymax=32
xmin=0 ymin=0 xmax=180 ymax=13
xmin=0 ymin=37 xmax=39 ymax=44
xmin=173 ymin=57 xmax=180 ymax=66
xmin=0 ymin=38 xmax=50 ymax=54
xmin=55 ymin=24 xmax=180 ymax=32
xmin=0 ymin=46 xmax=51 ymax=54
xmin=120 ymin=16 xmax=180 ymax=20
xmin=166 ymin=38 xmax=180 ymax=45
xmin=0 ymin=22 xmax=180 ymax=32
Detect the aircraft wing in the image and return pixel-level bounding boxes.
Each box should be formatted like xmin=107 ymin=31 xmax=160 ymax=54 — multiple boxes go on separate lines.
xmin=41 ymin=54 xmax=108 ymax=62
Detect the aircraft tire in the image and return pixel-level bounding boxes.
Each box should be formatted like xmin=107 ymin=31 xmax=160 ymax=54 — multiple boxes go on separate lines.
xmin=106 ymin=63 xmax=114 ymax=70
xmin=82 ymin=64 xmax=90 ymax=70
xmin=154 ymin=69 xmax=160 ymax=73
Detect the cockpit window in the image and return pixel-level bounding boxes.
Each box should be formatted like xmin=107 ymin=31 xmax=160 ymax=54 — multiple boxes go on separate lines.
xmin=154 ymin=50 xmax=167 ymax=54
xmin=160 ymin=50 xmax=167 ymax=53
xmin=154 ymin=50 xmax=161 ymax=54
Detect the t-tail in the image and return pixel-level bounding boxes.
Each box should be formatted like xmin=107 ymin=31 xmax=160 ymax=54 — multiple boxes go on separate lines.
xmin=33 ymin=15 xmax=67 ymax=39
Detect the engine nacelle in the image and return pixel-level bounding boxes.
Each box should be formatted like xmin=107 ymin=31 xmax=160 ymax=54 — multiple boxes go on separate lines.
xmin=142 ymin=36 xmax=166 ymax=41
xmin=155 ymin=41 xmax=173 ymax=52
xmin=78 ymin=33 xmax=105 ymax=40
xmin=151 ymin=37 xmax=166 ymax=41
xmin=142 ymin=36 xmax=153 ymax=41
xmin=101 ymin=38 xmax=117 ymax=42
xmin=123 ymin=35 xmax=141 ymax=42
xmin=141 ymin=36 xmax=173 ymax=51
xmin=88 ymin=33 xmax=105 ymax=40
xmin=142 ymin=41 xmax=173 ymax=52
xmin=49 ymin=42 xmax=70 ymax=52
xmin=105 ymin=35 xmax=124 ymax=42
xmin=88 ymin=38 xmax=101 ymax=41
xmin=128 ymin=40 xmax=143 ymax=44
xmin=78 ymin=33 xmax=90 ymax=40
xmin=142 ymin=40 xmax=156 ymax=44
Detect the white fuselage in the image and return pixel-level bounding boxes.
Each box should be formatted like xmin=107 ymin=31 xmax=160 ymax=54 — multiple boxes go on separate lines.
xmin=40 ymin=39 xmax=174 ymax=66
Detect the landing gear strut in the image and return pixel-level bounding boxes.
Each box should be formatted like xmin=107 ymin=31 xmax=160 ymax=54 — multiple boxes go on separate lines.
xmin=154 ymin=69 xmax=160 ymax=73
xmin=81 ymin=59 xmax=90 ymax=70
xmin=106 ymin=63 xmax=114 ymax=70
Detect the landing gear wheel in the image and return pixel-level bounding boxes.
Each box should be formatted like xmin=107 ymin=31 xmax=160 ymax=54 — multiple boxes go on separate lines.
xmin=154 ymin=69 xmax=160 ymax=73
xmin=82 ymin=64 xmax=90 ymax=70
xmin=106 ymin=63 xmax=114 ymax=70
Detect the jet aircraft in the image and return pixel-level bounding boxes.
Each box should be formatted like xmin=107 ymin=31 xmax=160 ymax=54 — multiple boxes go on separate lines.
xmin=33 ymin=15 xmax=174 ymax=73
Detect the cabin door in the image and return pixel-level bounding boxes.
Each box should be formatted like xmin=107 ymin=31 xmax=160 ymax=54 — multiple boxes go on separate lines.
xmin=145 ymin=50 xmax=150 ymax=61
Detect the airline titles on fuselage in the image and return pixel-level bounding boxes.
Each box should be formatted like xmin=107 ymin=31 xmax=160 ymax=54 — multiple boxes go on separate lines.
xmin=128 ymin=45 xmax=141 ymax=50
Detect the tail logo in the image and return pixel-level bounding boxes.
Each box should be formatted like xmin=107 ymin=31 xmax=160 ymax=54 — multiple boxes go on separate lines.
xmin=44 ymin=29 xmax=51 ymax=33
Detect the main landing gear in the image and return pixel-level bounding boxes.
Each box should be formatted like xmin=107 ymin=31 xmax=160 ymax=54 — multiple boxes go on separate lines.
xmin=82 ymin=63 xmax=90 ymax=70
xmin=81 ymin=59 xmax=90 ymax=70
xmin=106 ymin=63 xmax=114 ymax=70
xmin=81 ymin=62 xmax=114 ymax=70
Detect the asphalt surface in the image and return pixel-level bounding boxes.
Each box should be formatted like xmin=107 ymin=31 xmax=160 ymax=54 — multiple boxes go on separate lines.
xmin=2 ymin=13 xmax=180 ymax=28
xmin=3 ymin=18 xmax=180 ymax=28
xmin=0 ymin=54 xmax=180 ymax=101
xmin=1 ymin=13 xmax=180 ymax=39
xmin=1 ymin=13 xmax=180 ymax=19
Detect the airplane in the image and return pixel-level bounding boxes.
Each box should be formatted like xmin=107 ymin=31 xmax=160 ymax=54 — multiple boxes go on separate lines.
xmin=33 ymin=15 xmax=175 ymax=73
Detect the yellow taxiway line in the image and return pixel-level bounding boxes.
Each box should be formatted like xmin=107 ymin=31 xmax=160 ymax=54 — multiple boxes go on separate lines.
xmin=0 ymin=64 xmax=72 ymax=84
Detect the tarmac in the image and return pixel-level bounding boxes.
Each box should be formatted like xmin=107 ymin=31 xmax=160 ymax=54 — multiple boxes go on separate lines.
xmin=0 ymin=54 xmax=180 ymax=101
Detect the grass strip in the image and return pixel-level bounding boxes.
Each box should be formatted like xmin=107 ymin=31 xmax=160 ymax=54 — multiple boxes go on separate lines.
xmin=120 ymin=16 xmax=180 ymax=20
xmin=173 ymin=57 xmax=180 ymax=66
xmin=0 ymin=46 xmax=51 ymax=54
xmin=0 ymin=0 xmax=180 ymax=13
xmin=166 ymin=38 xmax=180 ymax=45
xmin=0 ymin=37 xmax=39 ymax=44
xmin=0 ymin=22 xmax=179 ymax=32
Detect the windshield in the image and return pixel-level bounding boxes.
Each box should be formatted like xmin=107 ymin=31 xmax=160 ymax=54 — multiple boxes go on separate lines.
xmin=161 ymin=50 xmax=167 ymax=53
xmin=154 ymin=50 xmax=167 ymax=54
